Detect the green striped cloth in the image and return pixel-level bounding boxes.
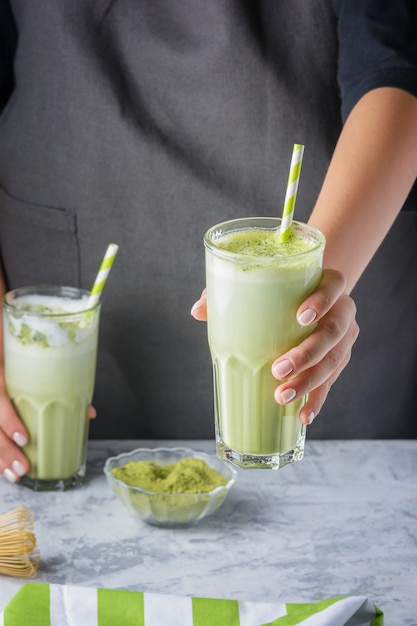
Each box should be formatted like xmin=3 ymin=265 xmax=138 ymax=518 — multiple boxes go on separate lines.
xmin=0 ymin=584 xmax=383 ymax=626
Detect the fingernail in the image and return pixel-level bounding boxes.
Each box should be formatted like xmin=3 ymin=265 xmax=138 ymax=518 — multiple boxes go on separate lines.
xmin=12 ymin=460 xmax=26 ymax=477
xmin=306 ymin=411 xmax=315 ymax=425
xmin=190 ymin=301 xmax=201 ymax=316
xmin=13 ymin=432 xmax=28 ymax=447
xmin=297 ymin=308 xmax=317 ymax=326
xmin=272 ymin=359 xmax=294 ymax=379
xmin=280 ymin=388 xmax=297 ymax=404
xmin=3 ymin=468 xmax=18 ymax=483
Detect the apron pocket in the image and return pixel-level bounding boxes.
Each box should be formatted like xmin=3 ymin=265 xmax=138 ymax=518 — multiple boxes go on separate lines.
xmin=0 ymin=184 xmax=80 ymax=288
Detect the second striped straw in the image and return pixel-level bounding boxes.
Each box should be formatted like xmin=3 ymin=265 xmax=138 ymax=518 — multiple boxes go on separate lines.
xmin=279 ymin=144 xmax=305 ymax=242
xmin=88 ymin=243 xmax=119 ymax=309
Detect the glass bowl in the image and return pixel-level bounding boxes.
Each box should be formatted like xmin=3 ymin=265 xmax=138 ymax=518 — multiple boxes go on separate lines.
xmin=103 ymin=447 xmax=237 ymax=527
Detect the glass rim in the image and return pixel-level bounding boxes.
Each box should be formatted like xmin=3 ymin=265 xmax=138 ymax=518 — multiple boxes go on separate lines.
xmin=2 ymin=285 xmax=101 ymax=317
xmin=204 ymin=217 xmax=325 ymax=262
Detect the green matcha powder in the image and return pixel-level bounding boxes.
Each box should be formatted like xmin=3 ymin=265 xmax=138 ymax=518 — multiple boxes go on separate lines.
xmin=111 ymin=457 xmax=228 ymax=494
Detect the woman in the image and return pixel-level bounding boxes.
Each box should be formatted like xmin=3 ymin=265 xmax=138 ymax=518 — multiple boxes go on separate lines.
xmin=0 ymin=0 xmax=416 ymax=482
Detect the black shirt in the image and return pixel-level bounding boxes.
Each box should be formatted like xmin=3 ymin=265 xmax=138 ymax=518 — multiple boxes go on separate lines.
xmin=334 ymin=0 xmax=417 ymax=213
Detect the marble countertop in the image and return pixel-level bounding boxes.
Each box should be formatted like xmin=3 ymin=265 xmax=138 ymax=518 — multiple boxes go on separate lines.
xmin=0 ymin=439 xmax=416 ymax=624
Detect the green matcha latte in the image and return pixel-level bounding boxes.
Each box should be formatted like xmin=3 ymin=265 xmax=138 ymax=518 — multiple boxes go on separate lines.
xmin=3 ymin=286 xmax=100 ymax=491
xmin=204 ymin=217 xmax=325 ymax=470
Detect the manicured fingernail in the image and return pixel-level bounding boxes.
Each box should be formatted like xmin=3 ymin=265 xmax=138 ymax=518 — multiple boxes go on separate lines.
xmin=280 ymin=388 xmax=297 ymax=404
xmin=12 ymin=460 xmax=26 ymax=477
xmin=13 ymin=432 xmax=28 ymax=447
xmin=272 ymin=359 xmax=294 ymax=379
xmin=297 ymin=308 xmax=317 ymax=326
xmin=306 ymin=411 xmax=315 ymax=425
xmin=190 ymin=301 xmax=201 ymax=316
xmin=3 ymin=468 xmax=18 ymax=483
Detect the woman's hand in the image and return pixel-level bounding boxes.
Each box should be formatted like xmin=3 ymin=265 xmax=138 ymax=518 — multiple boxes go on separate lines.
xmin=191 ymin=269 xmax=359 ymax=425
xmin=0 ymin=371 xmax=97 ymax=483
xmin=271 ymin=269 xmax=359 ymax=425
xmin=0 ymin=369 xmax=30 ymax=483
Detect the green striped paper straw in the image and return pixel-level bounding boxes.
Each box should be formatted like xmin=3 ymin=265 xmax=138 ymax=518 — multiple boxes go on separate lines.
xmin=280 ymin=143 xmax=305 ymax=242
xmin=87 ymin=243 xmax=119 ymax=308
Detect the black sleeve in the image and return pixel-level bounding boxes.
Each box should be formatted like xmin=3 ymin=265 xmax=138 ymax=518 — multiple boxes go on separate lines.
xmin=0 ymin=0 xmax=18 ymax=114
xmin=333 ymin=0 xmax=417 ymax=122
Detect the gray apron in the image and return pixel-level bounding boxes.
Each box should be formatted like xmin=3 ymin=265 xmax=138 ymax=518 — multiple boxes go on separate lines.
xmin=1 ymin=0 xmax=416 ymax=439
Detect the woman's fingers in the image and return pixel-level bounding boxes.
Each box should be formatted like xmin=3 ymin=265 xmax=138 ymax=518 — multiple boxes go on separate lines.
xmin=0 ymin=391 xmax=29 ymax=482
xmin=273 ymin=292 xmax=357 ymax=381
xmin=295 ymin=268 xmax=346 ymax=327
xmin=0 ymin=399 xmax=96 ymax=484
xmin=272 ymin=270 xmax=359 ymax=421
xmin=88 ymin=405 xmax=97 ymax=419
xmin=275 ymin=317 xmax=358 ymax=423
xmin=191 ymin=288 xmax=207 ymax=321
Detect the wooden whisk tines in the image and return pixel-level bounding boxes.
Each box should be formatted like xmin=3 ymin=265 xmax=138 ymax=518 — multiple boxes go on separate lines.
xmin=0 ymin=506 xmax=40 ymax=578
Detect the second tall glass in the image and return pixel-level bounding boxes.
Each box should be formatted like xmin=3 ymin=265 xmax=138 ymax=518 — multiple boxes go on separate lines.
xmin=3 ymin=286 xmax=101 ymax=490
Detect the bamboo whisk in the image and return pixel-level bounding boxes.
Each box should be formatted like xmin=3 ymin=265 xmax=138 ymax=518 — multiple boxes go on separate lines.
xmin=0 ymin=506 xmax=40 ymax=578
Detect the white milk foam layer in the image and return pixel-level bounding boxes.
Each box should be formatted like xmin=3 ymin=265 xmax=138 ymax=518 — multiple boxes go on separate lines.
xmin=15 ymin=294 xmax=90 ymax=313
xmin=9 ymin=294 xmax=95 ymax=348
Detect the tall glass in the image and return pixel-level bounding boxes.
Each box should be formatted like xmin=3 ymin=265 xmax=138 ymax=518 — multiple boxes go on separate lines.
xmin=2 ymin=286 xmax=100 ymax=490
xmin=204 ymin=217 xmax=325 ymax=469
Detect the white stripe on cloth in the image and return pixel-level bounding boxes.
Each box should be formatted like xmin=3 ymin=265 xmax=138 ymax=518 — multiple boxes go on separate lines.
xmin=144 ymin=592 xmax=193 ymax=626
xmin=290 ymin=596 xmax=376 ymax=626
xmin=238 ymin=600 xmax=287 ymax=626
xmin=50 ymin=584 xmax=98 ymax=626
